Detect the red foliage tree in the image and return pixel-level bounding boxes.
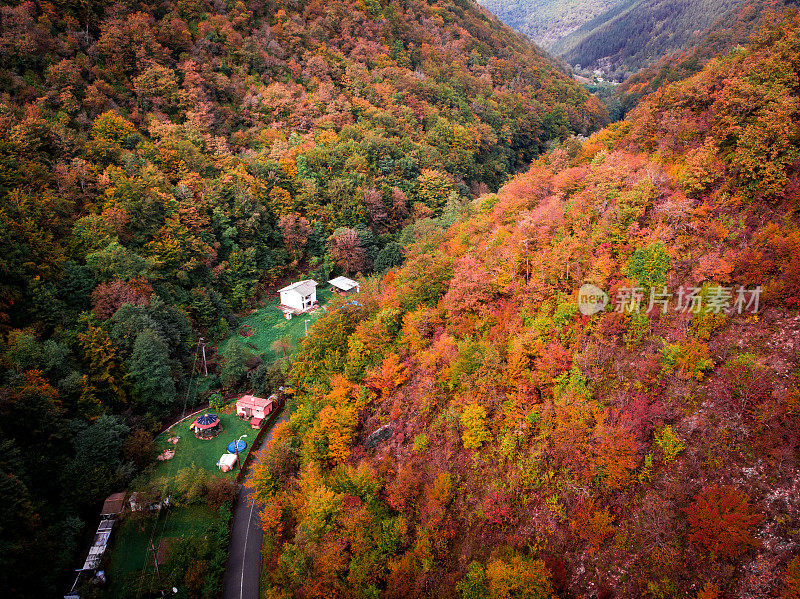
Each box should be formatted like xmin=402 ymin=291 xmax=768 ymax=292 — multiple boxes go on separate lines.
xmin=91 ymin=279 xmax=152 ymax=319
xmin=441 ymin=255 xmax=494 ymax=329
xmin=328 ymin=228 xmax=366 ymax=274
xmin=484 ymin=489 xmax=511 ymax=525
xmin=684 ymin=485 xmax=762 ymax=559
xmin=535 ymin=341 xmax=572 ymax=385
xmin=385 ymin=462 xmax=419 ymax=516
xmin=278 ymin=212 xmax=312 ymax=261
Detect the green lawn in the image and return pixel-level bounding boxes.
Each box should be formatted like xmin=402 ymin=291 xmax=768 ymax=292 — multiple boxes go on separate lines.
xmin=102 ymin=405 xmax=256 ymax=597
xmin=102 ymin=283 xmax=331 ymax=598
xmin=153 ymin=404 xmax=257 ymax=480
xmin=101 ymin=406 xmax=255 ymax=596
xmin=104 ymin=505 xmax=217 ymax=598
xmin=224 ymin=286 xmax=333 ymax=361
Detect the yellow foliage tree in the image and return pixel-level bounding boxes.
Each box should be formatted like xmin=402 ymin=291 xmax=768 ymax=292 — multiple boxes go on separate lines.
xmin=461 ymin=403 xmax=491 ymax=450
xmin=782 ymin=556 xmax=800 ymax=599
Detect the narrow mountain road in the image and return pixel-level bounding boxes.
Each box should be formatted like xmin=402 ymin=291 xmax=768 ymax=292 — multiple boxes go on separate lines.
xmin=223 ymin=410 xmax=289 ymax=599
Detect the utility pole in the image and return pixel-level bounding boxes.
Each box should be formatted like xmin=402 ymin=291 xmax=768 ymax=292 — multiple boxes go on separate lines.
xmin=149 ymin=539 xmax=161 ymax=580
xmin=199 ymin=337 xmax=208 ymax=377
xmin=235 ymin=434 xmax=247 ymax=471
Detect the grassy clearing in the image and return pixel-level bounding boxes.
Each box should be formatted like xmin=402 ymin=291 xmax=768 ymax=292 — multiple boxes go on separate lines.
xmin=224 ymin=287 xmax=333 ymax=360
xmin=104 ymin=505 xmax=217 ymax=598
xmin=152 ymin=403 xmax=256 ymax=480
xmin=102 ymin=403 xmax=250 ymax=597
xmin=104 ymin=285 xmax=333 ymax=597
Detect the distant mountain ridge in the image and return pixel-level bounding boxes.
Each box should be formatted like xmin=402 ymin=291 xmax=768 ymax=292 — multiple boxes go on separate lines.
xmin=476 ymin=0 xmax=623 ymax=48
xmin=551 ymin=0 xmax=748 ymax=77
xmin=479 ymin=0 xmax=750 ymax=79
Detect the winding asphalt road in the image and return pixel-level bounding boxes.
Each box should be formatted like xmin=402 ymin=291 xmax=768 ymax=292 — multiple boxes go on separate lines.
xmin=223 ymin=410 xmax=289 ymax=599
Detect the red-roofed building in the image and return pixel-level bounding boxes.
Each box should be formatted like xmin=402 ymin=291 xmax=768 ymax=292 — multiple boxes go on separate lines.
xmin=236 ymin=394 xmax=277 ymax=421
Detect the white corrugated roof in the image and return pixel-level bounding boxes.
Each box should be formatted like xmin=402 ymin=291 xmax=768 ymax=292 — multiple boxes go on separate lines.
xmin=328 ymin=276 xmax=359 ymax=291
xmin=278 ymin=279 xmax=317 ymax=296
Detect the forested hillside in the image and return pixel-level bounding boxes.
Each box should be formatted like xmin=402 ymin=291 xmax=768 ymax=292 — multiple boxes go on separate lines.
xmin=476 ymin=0 xmax=622 ymax=48
xmin=0 ymin=0 xmax=607 ymax=595
xmin=550 ymin=0 xmax=747 ymax=79
xmin=252 ymin=9 xmax=800 ymax=598
xmin=476 ymin=0 xmax=756 ymax=80
xmin=616 ymin=0 xmax=791 ymax=114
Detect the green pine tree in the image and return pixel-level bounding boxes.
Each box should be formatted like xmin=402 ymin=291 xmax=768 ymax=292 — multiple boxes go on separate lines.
xmin=127 ymin=328 xmax=176 ymax=414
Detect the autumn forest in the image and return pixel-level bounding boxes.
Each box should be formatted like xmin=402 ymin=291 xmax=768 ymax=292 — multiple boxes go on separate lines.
xmin=0 ymin=0 xmax=799 ymax=597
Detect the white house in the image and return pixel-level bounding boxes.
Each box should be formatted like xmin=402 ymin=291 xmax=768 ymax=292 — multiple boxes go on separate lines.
xmin=278 ymin=279 xmax=317 ymax=315
xmin=328 ymin=276 xmax=361 ymax=294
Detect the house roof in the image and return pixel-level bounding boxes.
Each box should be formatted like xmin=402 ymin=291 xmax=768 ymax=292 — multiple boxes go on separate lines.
xmin=278 ymin=279 xmax=317 ymax=296
xmin=101 ymin=492 xmax=126 ymax=515
xmin=328 ymin=276 xmax=359 ymax=291
xmin=237 ymin=394 xmax=273 ymax=409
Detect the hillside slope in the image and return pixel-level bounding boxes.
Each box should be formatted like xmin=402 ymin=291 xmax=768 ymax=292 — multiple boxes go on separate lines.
xmin=0 ymin=0 xmax=607 ymax=596
xmin=476 ymin=0 xmax=623 ymax=48
xmin=616 ymin=0 xmax=794 ymax=114
xmin=550 ymin=0 xmax=747 ymax=78
xmin=253 ymin=9 xmax=800 ymax=598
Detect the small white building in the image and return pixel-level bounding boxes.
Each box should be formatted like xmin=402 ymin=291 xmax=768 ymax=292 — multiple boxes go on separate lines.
xmin=217 ymin=453 xmax=238 ymax=472
xmin=328 ymin=276 xmax=361 ymax=294
xmin=278 ymin=279 xmax=317 ymax=315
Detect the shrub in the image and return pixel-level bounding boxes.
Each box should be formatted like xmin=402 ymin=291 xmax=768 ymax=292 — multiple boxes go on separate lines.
xmin=571 ymin=500 xmax=615 ymax=555
xmin=624 ymin=312 xmax=650 ymax=347
xmin=374 ymin=242 xmax=405 ymax=272
xmin=660 ymin=339 xmax=713 ymax=380
xmin=457 ymin=561 xmax=489 ymax=599
xmin=484 ymin=490 xmax=511 ymax=525
xmin=782 ymin=556 xmax=800 ymax=599
xmin=684 ymin=485 xmax=762 ymax=559
xmin=654 ymin=425 xmax=685 ymax=464
xmin=206 ymin=476 xmax=237 ymax=510
xmin=479 ymin=193 xmax=499 ymax=213
xmin=695 ymin=581 xmax=721 ymax=599
xmin=413 ymin=433 xmax=430 ymax=452
xmin=624 ymin=243 xmax=670 ymax=288
xmin=689 ymin=309 xmax=727 ymax=341
xmin=486 ymin=553 xmax=553 ymax=599
xmin=553 ymin=301 xmax=579 ymax=329
xmin=681 ymin=139 xmax=721 ymax=195
xmin=208 ymin=393 xmax=225 ymax=411
xmin=717 ymin=353 xmax=771 ymax=407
